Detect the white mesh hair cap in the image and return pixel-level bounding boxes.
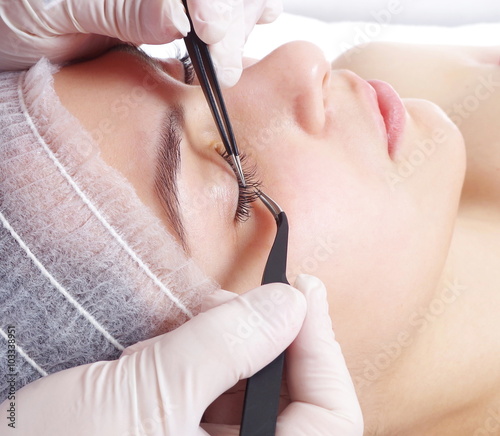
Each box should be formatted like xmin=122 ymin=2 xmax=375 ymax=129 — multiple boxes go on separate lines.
xmin=0 ymin=58 xmax=219 ymax=402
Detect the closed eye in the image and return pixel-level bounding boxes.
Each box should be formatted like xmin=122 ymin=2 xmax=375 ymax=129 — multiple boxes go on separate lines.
xmin=174 ymin=51 xmax=259 ymax=221
xmin=218 ymin=150 xmax=261 ymax=223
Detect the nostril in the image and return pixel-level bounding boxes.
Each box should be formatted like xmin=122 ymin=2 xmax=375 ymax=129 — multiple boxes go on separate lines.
xmin=322 ymin=68 xmax=332 ymax=103
xmin=323 ymin=68 xmax=331 ymax=88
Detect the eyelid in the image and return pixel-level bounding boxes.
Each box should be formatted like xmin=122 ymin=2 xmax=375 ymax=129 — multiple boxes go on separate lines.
xmin=157 ymin=58 xmax=186 ymax=83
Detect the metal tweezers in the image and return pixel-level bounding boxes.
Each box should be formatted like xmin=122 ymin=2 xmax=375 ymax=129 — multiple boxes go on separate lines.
xmin=182 ymin=4 xmax=289 ymax=434
xmin=240 ymin=192 xmax=290 ymax=436
xmin=181 ymin=0 xmax=246 ymax=187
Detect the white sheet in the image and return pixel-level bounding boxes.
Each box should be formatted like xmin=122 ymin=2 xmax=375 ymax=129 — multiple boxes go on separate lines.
xmin=244 ymin=13 xmax=500 ymax=61
xmin=142 ymin=13 xmax=500 ymax=62
xmin=283 ymin=0 xmax=500 ymax=26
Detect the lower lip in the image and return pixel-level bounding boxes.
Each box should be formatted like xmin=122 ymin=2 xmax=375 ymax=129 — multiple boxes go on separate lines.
xmin=367 ymin=80 xmax=406 ymax=158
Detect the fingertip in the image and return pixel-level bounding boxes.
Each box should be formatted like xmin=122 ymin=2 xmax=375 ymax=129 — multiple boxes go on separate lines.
xmin=257 ymin=0 xmax=284 ymax=24
xmin=218 ymin=66 xmax=243 ymax=88
xmin=193 ymin=20 xmax=229 ymax=45
xmin=294 ymin=274 xmax=327 ymax=301
xmin=171 ymin=11 xmax=190 ymax=37
xmin=236 ymin=283 xmax=308 ymax=351
xmin=190 ymin=1 xmax=233 ymax=45
xmin=210 ymin=45 xmax=244 ymax=87
xmin=292 ymin=275 xmax=334 ymax=342
xmin=247 ymin=283 xmax=307 ymax=321
xmin=147 ymin=0 xmax=190 ymax=41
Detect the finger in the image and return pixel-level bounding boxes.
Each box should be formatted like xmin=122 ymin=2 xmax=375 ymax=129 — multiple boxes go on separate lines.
xmin=191 ymin=0 xmax=245 ymax=87
xmin=278 ymin=275 xmax=363 ymax=433
xmin=201 ymin=289 xmax=238 ymax=312
xmin=120 ymin=334 xmax=164 ymax=357
xmin=211 ymin=0 xmax=279 ymax=87
xmin=203 ymin=379 xmax=247 ymax=424
xmin=188 ymin=0 xmax=236 ymax=45
xmin=288 ymin=275 xmax=359 ymax=410
xmin=154 ymin=283 xmax=306 ymax=414
xmin=122 ymin=286 xmax=252 ymax=356
xmin=257 ymin=0 xmax=284 ymax=24
xmin=65 ymin=0 xmax=190 ymax=44
xmin=191 ymin=0 xmax=277 ymax=86
xmin=208 ymin=1 xmax=246 ymax=87
xmin=122 ymin=289 xmax=238 ymax=357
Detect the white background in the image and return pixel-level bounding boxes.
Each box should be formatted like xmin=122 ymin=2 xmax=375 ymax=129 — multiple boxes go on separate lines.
xmin=143 ymin=2 xmax=500 ymax=61
xmin=283 ymin=0 xmax=500 ymax=25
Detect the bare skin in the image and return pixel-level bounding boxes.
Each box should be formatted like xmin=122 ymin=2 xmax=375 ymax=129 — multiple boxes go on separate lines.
xmin=333 ymin=43 xmax=500 ymax=436
xmin=53 ymin=42 xmax=500 ymax=435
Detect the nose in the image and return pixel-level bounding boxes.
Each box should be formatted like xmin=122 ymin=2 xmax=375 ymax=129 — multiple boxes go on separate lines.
xmin=227 ymin=41 xmax=331 ymax=135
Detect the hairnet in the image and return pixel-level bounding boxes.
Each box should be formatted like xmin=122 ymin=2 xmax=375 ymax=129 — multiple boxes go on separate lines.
xmin=0 ymin=58 xmax=218 ymax=401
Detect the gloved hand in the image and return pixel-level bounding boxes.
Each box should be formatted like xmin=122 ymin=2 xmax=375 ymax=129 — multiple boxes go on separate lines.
xmin=276 ymin=274 xmax=363 ymax=435
xmin=0 ymin=283 xmax=306 ymax=436
xmin=189 ymin=0 xmax=283 ymax=86
xmin=0 ymin=0 xmax=282 ymax=86
xmin=201 ymin=275 xmax=364 ymax=436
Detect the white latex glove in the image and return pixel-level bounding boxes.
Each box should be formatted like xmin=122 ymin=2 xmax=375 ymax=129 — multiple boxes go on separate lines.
xmin=0 ymin=0 xmax=282 ymax=86
xmin=277 ymin=274 xmax=364 ymax=435
xmin=0 ymin=283 xmax=305 ymax=436
xmin=202 ymin=275 xmax=364 ymax=436
xmin=188 ymin=0 xmax=283 ymax=86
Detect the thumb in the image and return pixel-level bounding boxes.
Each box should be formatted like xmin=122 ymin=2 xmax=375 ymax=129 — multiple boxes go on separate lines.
xmin=201 ymin=288 xmax=238 ymax=312
xmin=152 ymin=283 xmax=306 ymax=415
xmin=61 ymin=0 xmax=190 ymax=44
xmin=120 ymin=288 xmax=238 ymax=357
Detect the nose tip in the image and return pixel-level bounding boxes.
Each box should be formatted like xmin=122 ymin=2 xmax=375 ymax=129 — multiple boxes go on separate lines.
xmin=223 ymin=41 xmax=331 ymax=145
xmin=267 ymin=41 xmax=331 ymax=134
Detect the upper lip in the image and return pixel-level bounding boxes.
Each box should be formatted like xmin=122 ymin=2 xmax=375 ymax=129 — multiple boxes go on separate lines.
xmin=324 ymin=70 xmax=401 ymax=157
xmin=352 ymin=72 xmax=388 ymax=138
xmin=326 ymin=70 xmax=387 ymax=132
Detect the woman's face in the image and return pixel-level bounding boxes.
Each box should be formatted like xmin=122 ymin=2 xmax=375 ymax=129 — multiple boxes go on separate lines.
xmin=54 ymin=41 xmax=465 ymax=392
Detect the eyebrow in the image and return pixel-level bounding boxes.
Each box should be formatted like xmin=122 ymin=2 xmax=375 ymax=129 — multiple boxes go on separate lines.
xmin=155 ymin=106 xmax=189 ymax=253
xmin=107 ymin=45 xmax=190 ymax=250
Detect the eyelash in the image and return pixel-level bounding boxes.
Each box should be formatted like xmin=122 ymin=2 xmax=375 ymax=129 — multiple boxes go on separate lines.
xmin=177 ymin=53 xmax=259 ymax=222
xmin=178 ymin=53 xmax=195 ymax=85
xmin=220 ymin=150 xmax=261 ymax=223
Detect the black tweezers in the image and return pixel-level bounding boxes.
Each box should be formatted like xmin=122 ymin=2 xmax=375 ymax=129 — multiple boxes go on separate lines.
xmin=181 ymin=0 xmax=246 ymax=187
xmin=240 ymin=192 xmax=290 ymax=436
xmin=181 ymin=4 xmax=289 ymax=434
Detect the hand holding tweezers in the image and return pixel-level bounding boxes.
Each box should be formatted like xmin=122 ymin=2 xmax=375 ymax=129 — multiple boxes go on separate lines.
xmin=239 ymin=192 xmax=290 ymax=436
xmin=181 ymin=0 xmax=246 ymax=187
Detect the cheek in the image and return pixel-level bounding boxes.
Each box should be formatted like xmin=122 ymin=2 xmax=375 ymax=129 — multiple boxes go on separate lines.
xmin=177 ymin=152 xmax=238 ymax=278
xmin=280 ymin=165 xmax=454 ymax=361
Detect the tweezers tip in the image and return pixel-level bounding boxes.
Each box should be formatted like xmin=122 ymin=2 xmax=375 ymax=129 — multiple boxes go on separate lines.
xmin=257 ymin=190 xmax=283 ymax=219
xmin=231 ymin=154 xmax=247 ymax=187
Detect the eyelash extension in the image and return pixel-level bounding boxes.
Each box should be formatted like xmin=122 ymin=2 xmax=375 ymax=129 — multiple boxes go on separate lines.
xmin=176 ymin=50 xmax=259 ymax=221
xmin=178 ymin=53 xmax=195 ymax=85
xmin=220 ymin=150 xmax=262 ymax=223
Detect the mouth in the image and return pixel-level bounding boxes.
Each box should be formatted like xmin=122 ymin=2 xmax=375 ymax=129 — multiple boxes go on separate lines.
xmin=367 ymin=80 xmax=406 ymax=159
